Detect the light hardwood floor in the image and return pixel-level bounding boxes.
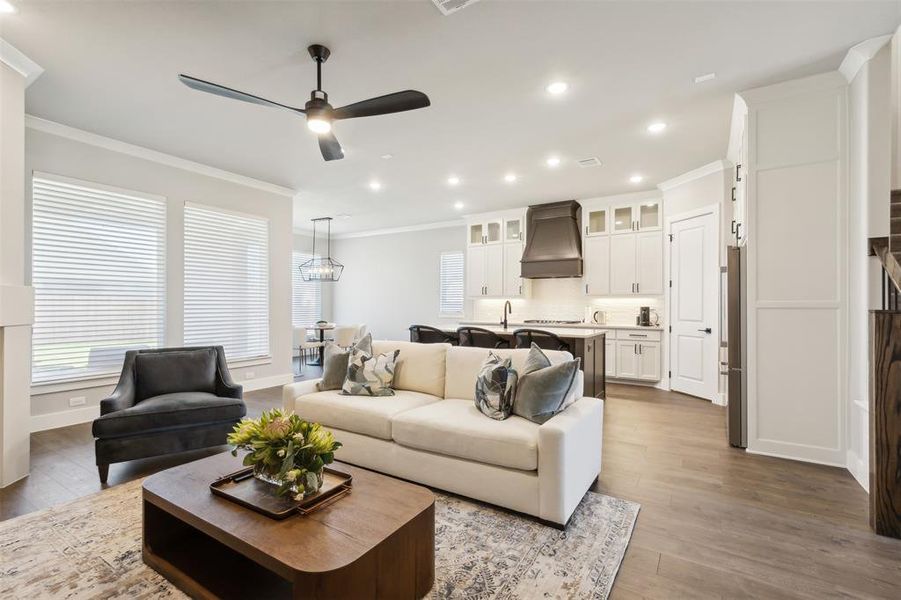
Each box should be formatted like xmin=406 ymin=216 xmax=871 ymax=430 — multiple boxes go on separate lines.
xmin=2 ymin=382 xmax=900 ymax=599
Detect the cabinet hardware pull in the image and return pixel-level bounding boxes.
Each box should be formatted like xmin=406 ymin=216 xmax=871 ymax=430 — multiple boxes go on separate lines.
xmin=731 ymin=220 xmax=736 ymax=234
xmin=736 ymin=223 xmax=742 ymax=240
xmin=639 ymin=344 xmax=642 ymax=355
xmin=634 ymin=344 xmax=638 ymax=355
xmin=736 ymin=164 xmax=742 ymax=182
xmin=629 ymin=334 xmax=648 ymax=338
xmin=518 ymin=285 xmax=522 ymax=295
xmin=585 ymin=284 xmax=589 ymax=294
xmin=636 ymin=283 xmax=640 ymax=293
xmin=731 ymin=186 xmax=736 ymax=202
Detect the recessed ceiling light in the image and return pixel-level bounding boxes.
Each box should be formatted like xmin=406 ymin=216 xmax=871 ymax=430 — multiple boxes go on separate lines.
xmin=504 ymin=173 xmax=517 ymax=183
xmin=454 ymin=201 xmax=465 ymax=210
xmin=380 ymin=153 xmax=393 ymax=160
xmin=0 ymin=1 xmax=17 ymax=14
xmin=546 ymin=81 xmax=568 ymax=95
xmin=368 ymin=180 xmax=382 ymax=191
xmin=647 ymin=122 xmax=667 ymax=134
xmin=694 ymin=72 xmax=716 ymax=84
xmin=546 ymin=156 xmax=561 ymax=168
xmin=447 ymin=176 xmax=461 ymax=186
xmin=630 ymin=175 xmax=644 ymax=184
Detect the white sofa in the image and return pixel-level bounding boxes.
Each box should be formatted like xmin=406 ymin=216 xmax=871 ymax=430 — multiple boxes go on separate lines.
xmin=282 ymin=341 xmax=604 ymax=526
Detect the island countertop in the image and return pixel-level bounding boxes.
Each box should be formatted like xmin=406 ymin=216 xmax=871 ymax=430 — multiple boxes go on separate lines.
xmin=434 ymin=324 xmax=611 ymax=339
xmin=455 ymin=320 xmax=665 ymax=332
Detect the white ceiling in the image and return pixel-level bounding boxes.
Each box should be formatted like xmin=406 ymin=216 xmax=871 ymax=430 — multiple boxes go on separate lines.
xmin=4 ymin=1 xmax=900 ymax=233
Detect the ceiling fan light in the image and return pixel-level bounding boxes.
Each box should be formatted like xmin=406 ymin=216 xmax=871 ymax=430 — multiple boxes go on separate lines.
xmin=307 ymin=117 xmax=332 ymax=134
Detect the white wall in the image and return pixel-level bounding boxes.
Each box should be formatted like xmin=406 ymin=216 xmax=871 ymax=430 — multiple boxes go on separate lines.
xmin=25 ymin=127 xmax=294 ymax=427
xmin=660 ymin=164 xmax=732 ymax=265
xmin=330 ymin=225 xmax=464 ymax=340
xmin=845 ymin=39 xmax=893 ymax=490
xmin=741 ymin=71 xmax=849 ymax=466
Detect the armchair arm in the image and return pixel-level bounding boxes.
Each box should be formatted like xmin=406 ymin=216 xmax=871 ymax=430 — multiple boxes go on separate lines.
xmin=99 ymin=351 xmax=138 ymax=415
xmin=538 ymin=396 xmax=604 ymax=525
xmin=213 ymin=346 xmax=243 ymax=399
xmin=282 ymin=378 xmax=322 ymax=413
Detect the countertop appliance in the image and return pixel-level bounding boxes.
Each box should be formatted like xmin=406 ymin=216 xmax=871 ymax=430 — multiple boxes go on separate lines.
xmin=726 ymin=246 xmax=747 ymax=448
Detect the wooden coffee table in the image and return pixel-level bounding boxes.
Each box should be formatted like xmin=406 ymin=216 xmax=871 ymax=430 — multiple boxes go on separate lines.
xmin=142 ymin=452 xmax=435 ymax=599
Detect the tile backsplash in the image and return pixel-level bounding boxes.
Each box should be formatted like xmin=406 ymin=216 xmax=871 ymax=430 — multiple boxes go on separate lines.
xmin=471 ymin=278 xmax=663 ymax=326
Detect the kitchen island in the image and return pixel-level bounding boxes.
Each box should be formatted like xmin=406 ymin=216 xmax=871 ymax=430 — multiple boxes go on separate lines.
xmin=432 ymin=324 xmax=606 ymax=399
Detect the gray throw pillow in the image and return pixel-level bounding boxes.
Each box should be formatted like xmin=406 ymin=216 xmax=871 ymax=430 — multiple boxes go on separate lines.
xmin=474 ymin=352 xmax=518 ymax=420
xmin=341 ymin=348 xmax=399 ymax=397
xmin=522 ymin=342 xmax=552 ymax=375
xmin=513 ymin=347 xmax=580 ymax=424
xmin=320 ymin=333 xmax=373 ymax=391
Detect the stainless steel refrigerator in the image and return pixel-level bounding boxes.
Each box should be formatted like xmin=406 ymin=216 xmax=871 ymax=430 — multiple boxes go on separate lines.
xmin=726 ymin=246 xmax=747 ymax=448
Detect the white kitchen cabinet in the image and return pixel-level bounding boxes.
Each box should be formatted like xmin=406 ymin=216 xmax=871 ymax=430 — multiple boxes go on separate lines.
xmin=584 ymin=208 xmax=608 ymax=236
xmin=609 ymin=234 xmax=637 ymax=294
xmin=504 ymin=217 xmax=524 ymax=243
xmin=583 ymin=235 xmax=610 ymax=296
xmin=731 ymin=118 xmax=748 ymax=247
xmin=468 ymin=219 xmax=503 ymax=246
xmin=611 ymin=201 xmax=662 ymax=233
xmin=503 ymin=242 xmax=527 ymax=297
xmin=615 ymin=341 xmax=640 ymax=379
xmin=466 ymin=244 xmax=504 ymax=297
xmin=636 ymin=231 xmax=663 ymax=295
xmin=605 ymin=338 xmax=616 ymax=377
xmin=637 ymin=342 xmax=661 ymax=381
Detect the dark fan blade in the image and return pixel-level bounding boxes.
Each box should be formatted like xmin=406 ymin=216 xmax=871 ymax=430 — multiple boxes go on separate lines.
xmin=178 ymin=74 xmax=304 ymax=115
xmin=332 ymin=90 xmax=430 ymax=120
xmin=318 ymin=131 xmax=344 ymax=161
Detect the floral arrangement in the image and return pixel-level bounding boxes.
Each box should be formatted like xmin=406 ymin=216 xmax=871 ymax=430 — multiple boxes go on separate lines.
xmin=227 ymin=409 xmax=342 ymax=499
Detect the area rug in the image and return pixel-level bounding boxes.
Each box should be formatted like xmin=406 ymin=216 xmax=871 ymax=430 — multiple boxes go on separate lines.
xmin=0 ymin=480 xmax=639 ymax=599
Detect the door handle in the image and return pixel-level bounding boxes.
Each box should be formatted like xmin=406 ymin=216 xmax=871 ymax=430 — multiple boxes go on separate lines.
xmin=698 ymin=328 xmax=712 ymax=334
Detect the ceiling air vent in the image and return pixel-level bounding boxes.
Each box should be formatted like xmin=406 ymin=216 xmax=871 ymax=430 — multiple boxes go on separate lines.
xmin=431 ymin=0 xmax=482 ymax=16
xmin=577 ymin=157 xmax=602 ymax=168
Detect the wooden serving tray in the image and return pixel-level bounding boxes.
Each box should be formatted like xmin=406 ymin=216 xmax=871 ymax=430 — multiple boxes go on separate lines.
xmin=210 ymin=466 xmax=353 ymax=519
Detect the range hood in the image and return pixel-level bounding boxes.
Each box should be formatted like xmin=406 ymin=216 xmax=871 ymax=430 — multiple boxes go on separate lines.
xmin=521 ymin=200 xmax=583 ymax=278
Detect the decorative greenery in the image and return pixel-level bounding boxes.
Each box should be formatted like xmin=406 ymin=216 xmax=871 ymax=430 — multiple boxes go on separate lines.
xmin=228 ymin=409 xmax=342 ymax=499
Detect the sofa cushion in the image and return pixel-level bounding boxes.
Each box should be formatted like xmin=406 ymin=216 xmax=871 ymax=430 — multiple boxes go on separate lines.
xmin=444 ymin=346 xmax=575 ymax=402
xmin=134 ymin=349 xmax=218 ymax=401
xmin=372 ymin=341 xmax=450 ymax=397
xmin=292 ymin=389 xmax=440 ymax=440
xmin=392 ymin=399 xmax=539 ymax=471
xmin=92 ymin=392 xmax=245 ymax=439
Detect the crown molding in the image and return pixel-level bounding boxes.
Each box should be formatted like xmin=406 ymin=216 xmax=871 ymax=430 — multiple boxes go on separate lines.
xmin=331 ymin=219 xmax=464 ymax=240
xmin=25 ymin=115 xmax=296 ymax=198
xmin=657 ymin=160 xmax=730 ymax=192
xmin=0 ymin=38 xmax=43 ymax=87
xmin=839 ymin=34 xmax=892 ymax=83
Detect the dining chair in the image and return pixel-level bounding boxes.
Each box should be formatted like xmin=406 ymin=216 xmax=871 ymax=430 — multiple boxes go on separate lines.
xmin=332 ymin=326 xmax=358 ymax=349
xmin=354 ymin=323 xmax=368 ymax=342
xmin=409 ymin=325 xmax=458 ymax=345
xmin=294 ymin=326 xmax=323 ymax=374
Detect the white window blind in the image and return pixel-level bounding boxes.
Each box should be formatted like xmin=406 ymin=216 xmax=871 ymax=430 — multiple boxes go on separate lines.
xmin=439 ymin=251 xmax=464 ymax=315
xmin=184 ymin=203 xmax=269 ymax=361
xmin=292 ymin=252 xmax=321 ymax=327
xmin=31 ymin=174 xmax=166 ymax=385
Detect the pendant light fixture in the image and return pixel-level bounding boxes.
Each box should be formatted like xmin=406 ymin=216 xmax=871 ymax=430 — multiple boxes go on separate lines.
xmin=299 ymin=217 xmax=344 ymax=282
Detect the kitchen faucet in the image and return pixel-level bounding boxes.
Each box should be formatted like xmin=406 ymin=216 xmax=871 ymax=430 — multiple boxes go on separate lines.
xmin=502 ymin=300 xmax=512 ymax=330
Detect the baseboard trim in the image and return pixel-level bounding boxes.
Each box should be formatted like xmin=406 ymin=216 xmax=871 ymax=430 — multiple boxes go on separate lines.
xmin=31 ymin=405 xmax=100 ymax=433
xmin=744 ymin=447 xmax=845 ymax=469
xmin=241 ymin=372 xmax=295 ymax=392
xmin=846 ymin=449 xmax=869 ymax=492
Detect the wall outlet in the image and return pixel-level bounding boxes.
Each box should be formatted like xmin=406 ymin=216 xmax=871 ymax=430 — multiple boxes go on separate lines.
xmin=69 ymin=396 xmax=86 ymax=407
xmin=244 ymin=371 xmax=255 ymax=380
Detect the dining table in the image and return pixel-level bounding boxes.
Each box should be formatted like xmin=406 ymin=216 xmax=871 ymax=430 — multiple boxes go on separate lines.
xmin=307 ymin=323 xmax=334 ymax=366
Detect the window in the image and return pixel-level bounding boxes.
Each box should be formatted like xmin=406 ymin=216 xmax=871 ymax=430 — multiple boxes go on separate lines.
xmin=31 ymin=173 xmax=166 ymax=385
xmin=292 ymin=251 xmax=321 ymax=327
xmin=184 ymin=203 xmax=269 ymax=361
xmin=439 ymin=251 xmax=464 ymax=315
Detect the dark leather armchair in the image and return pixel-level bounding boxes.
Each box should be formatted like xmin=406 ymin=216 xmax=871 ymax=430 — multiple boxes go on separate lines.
xmin=92 ymin=346 xmax=246 ymax=483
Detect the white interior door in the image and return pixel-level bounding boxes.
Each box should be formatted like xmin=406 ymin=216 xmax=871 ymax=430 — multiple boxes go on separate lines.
xmin=669 ymin=210 xmax=719 ymax=401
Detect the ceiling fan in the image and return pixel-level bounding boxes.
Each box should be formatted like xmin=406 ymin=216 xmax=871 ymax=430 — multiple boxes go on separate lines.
xmin=178 ymin=44 xmax=430 ymax=161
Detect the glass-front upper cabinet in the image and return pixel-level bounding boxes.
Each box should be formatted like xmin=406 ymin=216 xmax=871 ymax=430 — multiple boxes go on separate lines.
xmin=470 ymin=219 xmax=503 ymax=245
xmin=638 ymin=201 xmax=661 ymax=231
xmin=585 ymin=208 xmax=608 ymax=236
xmin=504 ymin=217 xmax=524 ymax=242
xmin=612 ymin=206 xmax=634 ymax=233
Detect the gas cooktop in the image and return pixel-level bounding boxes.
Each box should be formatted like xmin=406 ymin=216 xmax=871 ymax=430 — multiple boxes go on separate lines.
xmin=522 ymin=319 xmax=582 ymax=325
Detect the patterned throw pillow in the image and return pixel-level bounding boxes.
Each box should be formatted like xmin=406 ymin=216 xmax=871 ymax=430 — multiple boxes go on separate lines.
xmin=474 ymin=352 xmax=518 ymax=420
xmin=341 ymin=348 xmax=400 ymax=397
xmin=319 ymin=333 xmax=373 ymax=391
